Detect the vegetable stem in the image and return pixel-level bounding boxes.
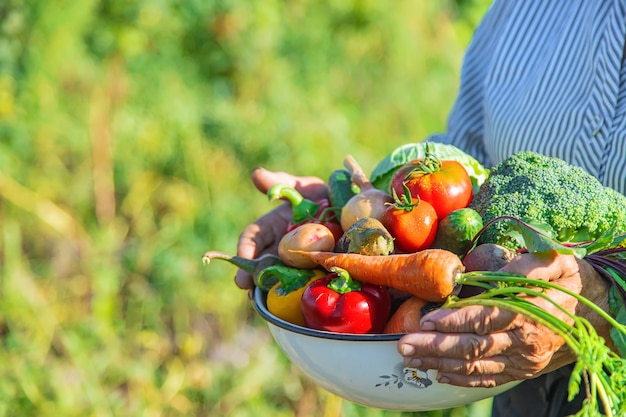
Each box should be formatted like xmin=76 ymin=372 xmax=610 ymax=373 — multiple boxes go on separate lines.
xmin=458 ymin=271 xmax=626 ymax=334
xmin=328 ymin=267 xmax=362 ymax=294
xmin=443 ymin=296 xmax=581 ymax=354
xmin=267 ymin=183 xmax=321 ymax=223
xmin=201 ymin=251 xmax=284 ymax=288
xmin=448 ymin=270 xmax=626 ymax=416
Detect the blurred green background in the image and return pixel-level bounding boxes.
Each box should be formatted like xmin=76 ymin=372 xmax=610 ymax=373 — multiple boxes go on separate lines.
xmin=0 ymin=0 xmax=493 ymax=416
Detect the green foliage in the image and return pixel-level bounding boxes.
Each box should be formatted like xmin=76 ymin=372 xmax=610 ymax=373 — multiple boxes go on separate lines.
xmin=470 ymin=151 xmax=626 ymax=249
xmin=0 ymin=0 xmax=492 ymax=416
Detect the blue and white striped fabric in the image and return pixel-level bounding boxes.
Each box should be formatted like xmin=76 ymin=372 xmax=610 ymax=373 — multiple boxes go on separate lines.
xmin=434 ymin=1 xmax=626 ymax=195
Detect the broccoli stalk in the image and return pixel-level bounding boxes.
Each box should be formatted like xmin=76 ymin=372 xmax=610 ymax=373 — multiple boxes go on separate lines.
xmin=470 ymin=151 xmax=626 ymax=249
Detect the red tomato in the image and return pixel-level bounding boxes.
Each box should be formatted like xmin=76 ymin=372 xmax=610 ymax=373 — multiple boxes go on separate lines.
xmin=381 ymin=196 xmax=438 ymax=253
xmin=390 ymin=159 xmax=472 ymax=219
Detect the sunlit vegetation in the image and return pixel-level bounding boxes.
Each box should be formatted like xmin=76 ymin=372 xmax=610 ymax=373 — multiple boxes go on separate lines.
xmin=0 ymin=1 xmax=492 ymax=415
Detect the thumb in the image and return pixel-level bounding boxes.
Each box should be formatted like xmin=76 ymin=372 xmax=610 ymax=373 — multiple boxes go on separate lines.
xmin=251 ymin=167 xmax=295 ymax=193
xmin=251 ymin=168 xmax=328 ymax=200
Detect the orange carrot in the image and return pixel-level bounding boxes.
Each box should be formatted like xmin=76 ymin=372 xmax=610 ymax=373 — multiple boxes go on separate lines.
xmin=290 ymin=248 xmax=464 ymax=302
xmin=383 ymin=296 xmax=428 ymax=334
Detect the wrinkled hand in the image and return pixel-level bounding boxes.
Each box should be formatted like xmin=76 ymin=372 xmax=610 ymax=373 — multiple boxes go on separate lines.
xmin=234 ymin=168 xmax=328 ymax=290
xmin=397 ymin=252 xmax=612 ymax=388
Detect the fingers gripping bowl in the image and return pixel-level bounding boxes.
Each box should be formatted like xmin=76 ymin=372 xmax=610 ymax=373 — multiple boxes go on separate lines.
xmin=251 ymin=287 xmax=520 ymax=411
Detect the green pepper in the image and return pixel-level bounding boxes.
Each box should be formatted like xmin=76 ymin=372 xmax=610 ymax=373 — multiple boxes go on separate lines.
xmin=202 ymin=251 xmax=284 ymax=289
xmin=267 ymin=183 xmax=343 ymax=242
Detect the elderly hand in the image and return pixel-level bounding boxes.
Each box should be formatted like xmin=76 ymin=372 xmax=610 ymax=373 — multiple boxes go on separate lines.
xmin=397 ymin=252 xmax=613 ymax=388
xmin=234 ymin=168 xmax=328 ymax=290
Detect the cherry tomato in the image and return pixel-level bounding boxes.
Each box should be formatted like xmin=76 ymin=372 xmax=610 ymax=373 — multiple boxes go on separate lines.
xmin=390 ymin=158 xmax=472 ymax=219
xmin=381 ymin=196 xmax=438 ymax=253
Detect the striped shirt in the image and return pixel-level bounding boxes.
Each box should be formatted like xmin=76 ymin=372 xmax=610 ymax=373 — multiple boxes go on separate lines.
xmin=433 ymin=3 xmax=626 ymax=415
xmin=434 ymin=0 xmax=626 ymax=195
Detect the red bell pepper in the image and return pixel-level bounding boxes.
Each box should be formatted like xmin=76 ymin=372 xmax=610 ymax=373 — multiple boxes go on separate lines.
xmin=300 ymin=267 xmax=391 ymax=334
xmin=267 ymin=183 xmax=343 ymax=242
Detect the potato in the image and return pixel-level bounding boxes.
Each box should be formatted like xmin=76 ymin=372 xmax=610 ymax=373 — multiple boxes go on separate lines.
xmin=278 ymin=223 xmax=336 ymax=268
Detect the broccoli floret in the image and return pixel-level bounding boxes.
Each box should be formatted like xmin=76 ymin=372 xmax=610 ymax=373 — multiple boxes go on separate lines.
xmin=469 ymin=151 xmax=626 ymax=249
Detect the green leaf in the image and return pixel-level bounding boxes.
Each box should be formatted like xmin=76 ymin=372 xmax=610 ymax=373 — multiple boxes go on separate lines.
xmin=502 ymin=216 xmax=587 ymax=258
xmin=606 ymin=267 xmax=626 ymax=295
xmin=567 ymin=359 xmax=584 ymax=402
xmin=582 ymin=229 xmax=626 ymax=254
xmin=608 ymin=286 xmax=626 ymax=357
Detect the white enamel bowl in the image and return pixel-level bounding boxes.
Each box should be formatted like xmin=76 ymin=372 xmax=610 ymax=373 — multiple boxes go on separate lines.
xmin=252 ymin=287 xmax=520 ymax=411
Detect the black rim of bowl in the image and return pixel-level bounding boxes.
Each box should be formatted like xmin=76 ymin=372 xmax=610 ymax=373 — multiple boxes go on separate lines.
xmin=251 ymin=286 xmax=402 ymax=341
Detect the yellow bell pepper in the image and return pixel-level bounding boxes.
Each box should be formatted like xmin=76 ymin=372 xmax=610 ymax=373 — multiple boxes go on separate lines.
xmin=258 ymin=265 xmax=327 ymax=326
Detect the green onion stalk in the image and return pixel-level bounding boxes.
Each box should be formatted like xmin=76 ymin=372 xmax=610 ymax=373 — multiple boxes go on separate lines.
xmin=447 ymin=271 xmax=626 ymax=417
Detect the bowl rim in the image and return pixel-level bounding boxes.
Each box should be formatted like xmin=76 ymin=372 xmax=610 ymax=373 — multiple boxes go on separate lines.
xmin=251 ymin=286 xmax=402 ymax=342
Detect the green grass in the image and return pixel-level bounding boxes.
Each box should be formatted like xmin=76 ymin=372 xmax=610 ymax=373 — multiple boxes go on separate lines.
xmin=0 ymin=0 xmax=492 ymax=415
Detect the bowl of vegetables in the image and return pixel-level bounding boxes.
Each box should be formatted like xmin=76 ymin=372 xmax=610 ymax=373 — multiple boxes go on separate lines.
xmin=251 ymin=286 xmax=520 ymax=411
xmin=207 ymin=145 xmax=626 ymax=414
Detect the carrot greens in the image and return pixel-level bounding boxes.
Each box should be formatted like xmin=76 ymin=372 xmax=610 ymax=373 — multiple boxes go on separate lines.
xmin=448 ymin=272 xmax=626 ymax=417
xmin=447 ymin=217 xmax=626 ymax=417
